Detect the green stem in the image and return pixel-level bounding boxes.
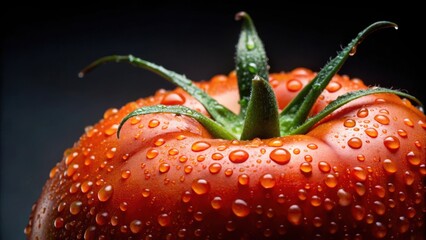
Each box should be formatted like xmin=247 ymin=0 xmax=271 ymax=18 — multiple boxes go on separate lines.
xmin=117 ymin=105 xmax=236 ymax=140
xmin=235 ymin=11 xmax=269 ymax=117
xmin=240 ymin=76 xmax=280 ymax=140
xmin=79 ymin=55 xmax=241 ymax=136
xmin=289 ymin=87 xmax=422 ymax=135
xmin=279 ymin=21 xmax=398 ymax=135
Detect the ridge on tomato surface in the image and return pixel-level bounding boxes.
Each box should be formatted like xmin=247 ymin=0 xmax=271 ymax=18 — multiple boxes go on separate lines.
xmin=26 ymin=11 xmax=425 ymax=240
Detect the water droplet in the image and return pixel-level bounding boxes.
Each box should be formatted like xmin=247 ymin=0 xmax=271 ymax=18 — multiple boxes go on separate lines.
xmin=157 ymin=213 xmax=171 ymax=227
xmin=104 ymin=124 xmax=119 ymax=136
xmin=103 ymin=108 xmax=118 ymax=119
xmin=168 ymin=148 xmax=179 ymax=156
xmin=229 ymin=150 xmax=249 ymax=163
xmin=357 ymin=108 xmax=369 ymax=118
xmin=318 ymin=161 xmax=331 ymax=173
xmin=67 ymin=164 xmax=79 ymax=177
xmin=192 ymin=179 xmax=210 ymax=195
xmin=374 ymin=114 xmax=390 ymax=125
xmin=179 ymin=155 xmax=188 ymax=163
xmin=324 ymin=174 xmax=338 ymax=188
xmin=374 ymin=185 xmax=386 ymax=198
xmin=224 ymin=168 xmax=233 ymax=176
xmin=54 ymin=217 xmax=64 ymax=228
xmin=286 ymin=79 xmax=302 ymax=92
xmin=354 ymin=182 xmax=366 ymax=196
xmin=383 ymin=136 xmax=400 ymax=151
xmin=49 ymin=166 xmax=59 ymax=179
xmin=344 ymin=119 xmax=356 ymax=127
xmin=383 ymin=159 xmax=397 ymax=174
xmin=304 ymin=155 xmax=313 ymax=162
xmin=352 ymin=167 xmax=367 ymax=181
xmin=159 ymin=163 xmax=170 ymax=173
xmin=246 ymin=38 xmax=255 ymax=50
xmin=161 ymin=92 xmax=186 ymax=105
xmin=259 ymin=173 xmax=276 ymax=189
xmin=310 ymin=195 xmax=321 ymax=207
xmin=121 ymin=170 xmax=131 ymax=179
xmin=351 ymin=205 xmax=365 ymax=221
xmin=211 ymin=153 xmax=223 ymax=160
xmin=406 ymin=151 xmax=420 ymax=166
xmin=98 ymin=185 xmax=113 ymax=202
xmin=232 ymin=199 xmax=250 ymax=217
xmin=326 ymin=81 xmax=342 ymax=92
xmin=248 ymin=63 xmax=257 ymax=73
xmin=142 ymin=188 xmax=150 ymax=198
xmin=299 ymin=162 xmax=312 ymax=174
xmin=211 ymin=196 xmax=222 ymax=210
xmin=209 ymin=163 xmax=222 ymax=174
xmin=357 ymin=154 xmax=365 ymax=162
xmin=238 ymin=174 xmax=250 ymax=186
xmin=154 ymin=138 xmax=165 ymax=146
xmin=365 ymin=128 xmax=378 ymax=138
xmin=130 ymin=220 xmax=142 ymax=233
xmin=269 ymin=148 xmax=291 ymax=165
xmin=403 ymin=118 xmax=414 ymax=127
xmin=268 ymin=139 xmax=283 ymax=147
xmin=337 ymin=189 xmax=352 ymax=206
xmin=106 ymin=147 xmax=116 ymax=159
xmin=119 ymin=202 xmax=128 ymax=212
xmin=373 ymin=201 xmax=386 ymax=215
xmin=323 ymin=198 xmax=335 ymax=211
xmin=287 ymin=205 xmax=303 ymax=225
xmin=84 ymin=226 xmax=96 ymax=240
xmin=196 ymin=155 xmax=205 ymax=162
xmin=348 ymin=137 xmax=362 ymax=149
xmin=148 ymin=119 xmax=160 ymax=128
xmin=372 ymin=222 xmax=387 ymax=238
xmin=398 ymin=216 xmax=410 ymax=233
xmin=69 ymin=201 xmax=82 ymax=215
xmin=404 ymin=170 xmax=415 ymax=185
xmin=191 ymin=141 xmax=211 ymax=152
xmin=96 ymin=212 xmax=109 ymax=225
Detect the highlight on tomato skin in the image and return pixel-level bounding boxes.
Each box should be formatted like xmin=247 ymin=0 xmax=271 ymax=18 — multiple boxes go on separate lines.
xmin=25 ymin=11 xmax=425 ymax=240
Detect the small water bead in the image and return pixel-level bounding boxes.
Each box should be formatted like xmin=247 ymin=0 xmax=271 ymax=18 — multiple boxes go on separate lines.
xmin=168 ymin=148 xmax=179 ymax=156
xmin=129 ymin=220 xmax=142 ymax=234
xmin=373 ymin=201 xmax=386 ymax=215
xmin=352 ymin=205 xmax=365 ymax=221
xmin=232 ymin=199 xmax=250 ymax=217
xmin=191 ymin=141 xmax=211 ymax=152
xmin=324 ymin=174 xmax=338 ymax=188
xmin=398 ymin=216 xmax=410 ymax=234
xmin=96 ymin=212 xmax=109 ymax=225
xmin=404 ymin=170 xmax=415 ymax=186
xmin=196 ymin=155 xmax=205 ymax=162
xmin=365 ymin=128 xmax=378 ymax=138
xmin=268 ymin=148 xmax=291 ymax=165
xmin=106 ymin=147 xmax=116 ymax=159
xmin=287 ymin=205 xmax=303 ymax=225
xmin=238 ymin=174 xmax=250 ymax=186
xmin=323 ymin=198 xmax=335 ymax=211
xmin=297 ymin=189 xmax=307 ymax=201
xmin=67 ymin=164 xmax=79 ymax=177
xmin=84 ymin=226 xmax=97 ymax=240
xmin=310 ymin=195 xmax=322 ymax=207
xmin=293 ymin=148 xmax=300 ymax=154
xmin=300 ymin=162 xmax=312 ymax=174
xmin=69 ymin=182 xmax=81 ymax=194
xmin=354 ymin=182 xmax=366 ymax=196
xmin=374 ymin=115 xmax=390 ymax=125
xmin=406 ymin=151 xmax=421 ymax=166
xmin=259 ymin=174 xmax=276 ymax=189
xmin=352 ymin=167 xmax=367 ymax=181
xmin=326 ymin=81 xmax=342 ymax=92
xmin=383 ymin=136 xmax=400 ymax=151
xmin=374 ymin=185 xmax=386 ymax=198
xmin=49 ymin=166 xmax=59 ymax=179
xmin=248 ymin=63 xmax=257 ymax=73
xmin=372 ymin=222 xmax=387 ymax=238
xmin=179 ymin=155 xmax=188 ymax=163
xmin=348 ymin=137 xmax=362 ymax=149
xmin=148 ymin=119 xmax=160 ymax=128
xmin=357 ymin=154 xmax=365 ymax=162
xmin=344 ymin=119 xmax=356 ymax=128
xmin=307 ymin=143 xmax=318 ymax=150
xmin=383 ymin=159 xmax=397 ymax=174
xmin=98 ymin=185 xmax=113 ymax=202
xmin=161 ymin=92 xmax=186 ymax=105
xmin=229 ymin=150 xmax=249 ymax=163
xmin=337 ymin=189 xmax=352 ymax=206
xmin=103 ymin=108 xmax=118 ymax=119
xmin=209 ymin=163 xmax=222 ymax=174
xmin=211 ymin=196 xmax=222 ymax=210
xmin=104 ymin=124 xmax=119 ymax=136
xmin=414 ymin=140 xmax=422 ymax=148
xmin=184 ymin=165 xmax=193 ymax=174
xmin=211 ymin=153 xmax=224 ymax=160
xmin=69 ymin=201 xmax=83 ymax=215
xmin=268 ymin=139 xmax=283 ymax=147
xmin=286 ymin=79 xmax=303 ymax=92
xmin=154 ymin=138 xmax=165 ymax=146
xmin=318 ymin=161 xmax=331 ymax=173
xmin=119 ymin=202 xmax=128 ymax=212
xmin=420 ymin=164 xmax=426 ymax=175
xmin=357 ymin=108 xmax=369 ymax=118
xmin=121 ymin=170 xmax=131 ymax=179
xmin=159 ymin=163 xmax=170 ymax=173
xmin=304 ymin=155 xmax=313 ymax=162
xmin=157 ymin=213 xmax=171 ymax=227
xmin=403 ymin=118 xmax=414 ymax=127
xmin=192 ymin=179 xmax=210 ymax=195
xmin=54 ymin=217 xmax=65 ymax=228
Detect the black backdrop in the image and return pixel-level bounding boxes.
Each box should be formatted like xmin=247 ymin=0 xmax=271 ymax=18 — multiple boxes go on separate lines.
xmin=1 ymin=2 xmax=423 ymax=239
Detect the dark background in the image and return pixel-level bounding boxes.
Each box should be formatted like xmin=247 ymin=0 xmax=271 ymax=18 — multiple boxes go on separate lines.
xmin=1 ymin=2 xmax=423 ymax=239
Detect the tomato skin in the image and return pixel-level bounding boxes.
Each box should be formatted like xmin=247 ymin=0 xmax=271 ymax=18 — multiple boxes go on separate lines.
xmin=26 ymin=69 xmax=426 ymax=239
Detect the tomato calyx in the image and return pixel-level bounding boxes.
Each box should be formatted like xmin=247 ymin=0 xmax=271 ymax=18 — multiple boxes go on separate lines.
xmin=79 ymin=12 xmax=422 ymax=141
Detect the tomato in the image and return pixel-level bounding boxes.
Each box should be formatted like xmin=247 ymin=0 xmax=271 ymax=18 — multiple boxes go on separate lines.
xmin=25 ymin=12 xmax=425 ymax=239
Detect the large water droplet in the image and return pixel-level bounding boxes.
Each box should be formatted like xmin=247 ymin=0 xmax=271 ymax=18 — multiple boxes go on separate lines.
xmin=238 ymin=174 xmax=250 ymax=186
xmin=211 ymin=196 xmax=222 ymax=210
xmin=337 ymin=189 xmax=352 ymax=206
xmin=229 ymin=150 xmax=249 ymax=163
xmin=259 ymin=174 xmax=276 ymax=189
xmin=383 ymin=136 xmax=400 ymax=151
xmin=348 ymin=137 xmax=362 ymax=149
xmin=209 ymin=163 xmax=222 ymax=174
xmin=98 ymin=185 xmax=113 ymax=202
xmin=69 ymin=201 xmax=82 ymax=215
xmin=269 ymin=148 xmax=291 ymax=165
xmin=383 ymin=159 xmax=397 ymax=174
xmin=157 ymin=213 xmax=171 ymax=227
xmin=191 ymin=141 xmax=211 ymax=152
xmin=287 ymin=205 xmax=303 ymax=225
xmin=192 ymin=179 xmax=210 ymax=195
xmin=232 ymin=199 xmax=250 ymax=217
